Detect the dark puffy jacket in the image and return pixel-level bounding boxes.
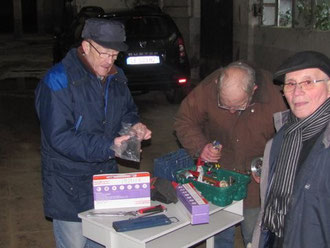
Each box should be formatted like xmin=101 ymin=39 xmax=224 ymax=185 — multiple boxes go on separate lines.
xmin=35 ymin=49 xmax=139 ymax=221
xmin=253 ymin=110 xmax=330 ymax=247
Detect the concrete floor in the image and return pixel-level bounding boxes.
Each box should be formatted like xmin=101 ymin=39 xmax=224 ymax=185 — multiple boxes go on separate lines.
xmin=0 ymin=34 xmax=245 ymax=248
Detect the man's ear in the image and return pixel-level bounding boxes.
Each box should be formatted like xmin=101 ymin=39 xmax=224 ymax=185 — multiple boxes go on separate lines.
xmin=253 ymin=84 xmax=258 ymax=93
xmin=327 ymin=80 xmax=330 ymax=97
xmin=81 ymin=40 xmax=90 ymax=55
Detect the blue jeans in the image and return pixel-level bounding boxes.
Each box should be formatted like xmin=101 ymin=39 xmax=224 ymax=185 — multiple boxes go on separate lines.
xmin=214 ymin=207 xmax=260 ymax=248
xmin=214 ymin=226 xmax=236 ymax=248
xmin=53 ymin=219 xmax=104 ymax=248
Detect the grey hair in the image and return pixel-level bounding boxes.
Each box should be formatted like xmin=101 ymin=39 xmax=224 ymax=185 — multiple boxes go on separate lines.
xmin=218 ymin=61 xmax=256 ymax=95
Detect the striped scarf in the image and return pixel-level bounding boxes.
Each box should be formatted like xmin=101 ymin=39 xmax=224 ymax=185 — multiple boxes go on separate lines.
xmin=262 ymin=97 xmax=330 ymax=237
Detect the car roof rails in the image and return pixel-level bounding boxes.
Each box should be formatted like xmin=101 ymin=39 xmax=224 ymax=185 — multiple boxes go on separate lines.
xmin=78 ymin=6 xmax=105 ymax=18
xmin=133 ymin=5 xmax=162 ymax=13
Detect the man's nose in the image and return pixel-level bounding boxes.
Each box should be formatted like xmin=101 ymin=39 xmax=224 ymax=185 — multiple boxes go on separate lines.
xmin=229 ymin=108 xmax=237 ymax=114
xmin=292 ymin=83 xmax=305 ymax=95
xmin=106 ymin=55 xmax=117 ymax=63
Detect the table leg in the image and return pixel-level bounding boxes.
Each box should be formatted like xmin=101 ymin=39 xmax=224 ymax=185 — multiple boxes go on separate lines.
xmin=206 ymin=236 xmax=215 ymax=248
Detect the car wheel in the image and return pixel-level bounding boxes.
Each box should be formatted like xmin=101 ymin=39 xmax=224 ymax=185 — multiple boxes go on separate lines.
xmin=165 ymin=88 xmax=184 ymax=104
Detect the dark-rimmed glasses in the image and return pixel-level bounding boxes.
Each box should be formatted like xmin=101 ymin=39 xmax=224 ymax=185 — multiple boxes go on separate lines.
xmin=283 ymin=78 xmax=329 ymax=93
xmin=88 ymin=41 xmax=118 ymax=60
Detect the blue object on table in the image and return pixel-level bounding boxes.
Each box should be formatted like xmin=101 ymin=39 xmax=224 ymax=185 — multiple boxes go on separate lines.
xmin=112 ymin=214 xmax=172 ymax=232
xmin=153 ymin=149 xmax=195 ymax=181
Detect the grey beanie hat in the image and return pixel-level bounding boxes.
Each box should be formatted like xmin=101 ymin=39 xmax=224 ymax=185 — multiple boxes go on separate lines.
xmin=273 ymin=51 xmax=330 ymax=84
xmin=82 ymin=18 xmax=128 ymax=51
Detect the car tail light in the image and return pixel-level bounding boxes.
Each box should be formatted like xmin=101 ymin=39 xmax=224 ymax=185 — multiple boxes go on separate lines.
xmin=177 ymin=78 xmax=188 ymax=85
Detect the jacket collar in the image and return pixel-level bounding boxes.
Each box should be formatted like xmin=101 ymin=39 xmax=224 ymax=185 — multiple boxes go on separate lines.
xmin=273 ymin=109 xmax=330 ymax=148
xmin=250 ymin=67 xmax=271 ymax=105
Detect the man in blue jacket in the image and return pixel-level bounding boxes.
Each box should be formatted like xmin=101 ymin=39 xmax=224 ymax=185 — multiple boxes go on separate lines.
xmin=35 ymin=18 xmax=151 ymax=248
xmin=252 ymin=51 xmax=330 ymax=248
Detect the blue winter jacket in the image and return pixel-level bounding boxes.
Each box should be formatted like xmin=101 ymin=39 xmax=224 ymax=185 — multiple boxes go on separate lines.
xmin=35 ymin=48 xmax=139 ymax=221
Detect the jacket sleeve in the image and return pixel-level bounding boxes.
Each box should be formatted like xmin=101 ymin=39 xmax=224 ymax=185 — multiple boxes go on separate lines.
xmin=173 ymin=83 xmax=210 ymax=157
xmin=35 ymin=63 xmax=115 ymax=162
xmin=251 ymin=139 xmax=273 ymax=248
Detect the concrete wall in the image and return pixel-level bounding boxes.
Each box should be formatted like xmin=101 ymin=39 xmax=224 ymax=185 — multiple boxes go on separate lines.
xmin=252 ymin=27 xmax=330 ymax=72
xmin=233 ymin=0 xmax=251 ymax=61
xmin=233 ymin=0 xmax=330 ymax=73
xmin=32 ymin=0 xmax=330 ymax=79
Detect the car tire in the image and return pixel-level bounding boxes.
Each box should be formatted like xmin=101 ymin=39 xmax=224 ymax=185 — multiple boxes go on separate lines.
xmin=165 ymin=88 xmax=184 ymax=104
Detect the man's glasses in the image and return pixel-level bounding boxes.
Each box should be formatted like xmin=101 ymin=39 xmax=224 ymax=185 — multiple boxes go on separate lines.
xmin=283 ymin=78 xmax=329 ymax=93
xmin=88 ymin=41 xmax=118 ymax=60
xmin=217 ymin=94 xmax=254 ymax=112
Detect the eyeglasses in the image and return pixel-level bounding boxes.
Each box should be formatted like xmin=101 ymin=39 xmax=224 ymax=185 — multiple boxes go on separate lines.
xmin=283 ymin=78 xmax=329 ymax=92
xmin=88 ymin=41 xmax=118 ymax=60
xmin=217 ymin=94 xmax=254 ymax=112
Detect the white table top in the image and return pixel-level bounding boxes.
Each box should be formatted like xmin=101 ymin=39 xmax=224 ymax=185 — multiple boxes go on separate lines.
xmin=79 ymin=200 xmax=243 ymax=248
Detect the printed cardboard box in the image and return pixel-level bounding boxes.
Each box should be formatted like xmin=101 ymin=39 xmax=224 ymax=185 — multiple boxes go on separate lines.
xmin=93 ymin=172 xmax=150 ymax=209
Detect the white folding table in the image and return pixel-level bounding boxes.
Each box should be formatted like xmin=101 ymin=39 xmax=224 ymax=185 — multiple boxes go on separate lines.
xmin=79 ymin=200 xmax=243 ymax=248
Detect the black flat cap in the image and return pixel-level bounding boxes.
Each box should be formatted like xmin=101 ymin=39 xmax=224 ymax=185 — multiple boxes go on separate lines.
xmin=273 ymin=51 xmax=330 ymax=84
xmin=82 ymin=18 xmax=128 ymax=51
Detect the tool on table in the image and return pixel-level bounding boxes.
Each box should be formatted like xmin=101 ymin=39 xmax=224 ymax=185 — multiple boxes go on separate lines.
xmin=112 ymin=214 xmax=178 ymax=232
xmin=150 ymin=177 xmax=178 ymax=204
xmin=178 ymin=169 xmax=235 ymax=188
xmin=178 ymin=170 xmax=195 ymax=180
xmin=188 ymin=170 xmax=221 ymax=187
xmin=87 ymin=204 xmax=166 ymax=218
xmin=228 ymin=176 xmax=235 ymax=186
xmin=212 ymin=140 xmax=221 ymax=150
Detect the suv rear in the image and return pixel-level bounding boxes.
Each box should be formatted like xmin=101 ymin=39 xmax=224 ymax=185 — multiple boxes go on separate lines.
xmin=53 ymin=5 xmax=191 ymax=103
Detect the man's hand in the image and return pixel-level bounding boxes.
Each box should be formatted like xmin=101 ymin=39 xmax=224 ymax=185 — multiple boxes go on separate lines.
xmin=251 ymin=172 xmax=260 ymax=184
xmin=131 ymin=123 xmax=152 ymax=140
xmin=200 ymin=143 xmax=222 ymax=162
xmin=114 ymin=135 xmax=130 ymax=146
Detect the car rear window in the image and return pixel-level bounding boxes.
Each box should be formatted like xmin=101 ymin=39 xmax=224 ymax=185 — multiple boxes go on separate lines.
xmin=112 ymin=16 xmax=172 ymax=38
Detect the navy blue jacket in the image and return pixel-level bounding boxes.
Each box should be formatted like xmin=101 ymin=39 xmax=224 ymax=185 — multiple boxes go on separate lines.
xmin=253 ymin=110 xmax=330 ymax=247
xmin=35 ymin=48 xmax=139 ymax=221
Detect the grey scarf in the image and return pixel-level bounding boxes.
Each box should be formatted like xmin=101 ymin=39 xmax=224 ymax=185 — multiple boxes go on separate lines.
xmin=262 ymin=97 xmax=330 ymax=237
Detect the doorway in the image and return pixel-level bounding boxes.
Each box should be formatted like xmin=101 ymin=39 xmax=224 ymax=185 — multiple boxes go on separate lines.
xmin=0 ymin=0 xmax=14 ymax=33
xmin=22 ymin=0 xmax=38 ymax=33
xmin=200 ymin=0 xmax=233 ymax=78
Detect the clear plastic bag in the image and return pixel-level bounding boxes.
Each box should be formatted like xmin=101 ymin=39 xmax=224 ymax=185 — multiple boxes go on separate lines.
xmin=111 ymin=123 xmax=141 ymax=162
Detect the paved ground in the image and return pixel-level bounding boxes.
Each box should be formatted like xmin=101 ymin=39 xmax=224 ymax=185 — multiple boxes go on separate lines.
xmin=0 ymin=34 xmax=244 ymax=248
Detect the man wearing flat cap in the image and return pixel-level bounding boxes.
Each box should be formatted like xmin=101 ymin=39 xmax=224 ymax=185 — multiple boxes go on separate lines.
xmin=35 ymin=18 xmax=151 ymax=247
xmin=252 ymin=51 xmax=330 ymax=248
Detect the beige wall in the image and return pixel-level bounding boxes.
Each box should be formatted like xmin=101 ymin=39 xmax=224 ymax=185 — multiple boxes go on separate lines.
xmin=232 ymin=0 xmax=330 ymax=73
xmin=252 ymin=27 xmax=330 ymax=72
xmin=33 ymin=0 xmax=329 ymax=78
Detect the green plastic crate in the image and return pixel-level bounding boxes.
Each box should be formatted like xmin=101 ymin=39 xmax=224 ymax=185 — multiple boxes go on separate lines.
xmin=176 ymin=166 xmax=251 ymax=207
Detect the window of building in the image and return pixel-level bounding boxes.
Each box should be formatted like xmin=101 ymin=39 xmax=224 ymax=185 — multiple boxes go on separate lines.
xmin=260 ymin=0 xmax=330 ymax=30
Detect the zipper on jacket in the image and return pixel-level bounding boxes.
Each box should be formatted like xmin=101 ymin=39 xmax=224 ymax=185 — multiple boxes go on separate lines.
xmin=75 ymin=115 xmax=83 ymax=132
xmin=104 ymin=75 xmax=114 ymax=117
